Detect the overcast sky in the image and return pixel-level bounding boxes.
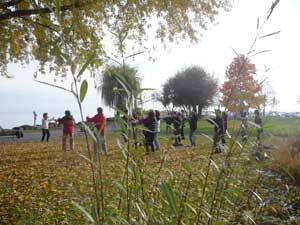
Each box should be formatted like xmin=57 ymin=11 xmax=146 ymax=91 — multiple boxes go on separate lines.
xmin=1 ymin=0 xmax=299 ymax=128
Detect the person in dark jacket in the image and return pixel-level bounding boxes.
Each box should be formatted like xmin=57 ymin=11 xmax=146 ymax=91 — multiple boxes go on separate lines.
xmin=180 ymin=110 xmax=186 ymax=140
xmin=164 ymin=113 xmax=172 ymax=135
xmin=254 ymin=109 xmax=263 ymax=144
xmin=189 ymin=111 xmax=198 ymax=146
xmin=221 ymin=111 xmax=228 ymax=144
xmin=57 ymin=110 xmax=75 ymax=152
xmin=207 ymin=109 xmax=223 ymax=153
xmin=173 ymin=112 xmax=182 ymax=146
xmin=141 ymin=110 xmax=156 ymax=152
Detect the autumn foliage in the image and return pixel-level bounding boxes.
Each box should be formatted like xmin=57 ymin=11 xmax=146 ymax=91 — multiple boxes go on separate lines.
xmin=220 ymin=55 xmax=264 ymax=112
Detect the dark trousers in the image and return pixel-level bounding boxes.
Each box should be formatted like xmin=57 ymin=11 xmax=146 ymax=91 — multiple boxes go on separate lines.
xmin=174 ymin=128 xmax=181 ymax=145
xmin=41 ymin=129 xmax=50 ymax=142
xmin=180 ymin=126 xmax=185 ymax=139
xmin=144 ymin=131 xmax=154 ymax=152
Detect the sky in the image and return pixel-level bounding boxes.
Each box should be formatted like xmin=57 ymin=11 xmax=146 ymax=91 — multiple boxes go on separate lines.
xmin=0 ymin=0 xmax=300 ymax=128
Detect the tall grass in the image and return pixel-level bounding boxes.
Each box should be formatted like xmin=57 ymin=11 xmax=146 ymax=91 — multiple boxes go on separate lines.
xmin=34 ymin=1 xmax=283 ymax=224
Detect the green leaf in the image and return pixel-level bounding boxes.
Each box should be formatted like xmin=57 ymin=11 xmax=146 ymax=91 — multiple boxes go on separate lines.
xmin=77 ymin=51 xmax=96 ymax=78
xmin=80 ymin=121 xmax=97 ymax=142
xmin=72 ymin=201 xmax=95 ymax=224
xmin=250 ymin=50 xmax=271 ymax=58
xmin=34 ymin=80 xmax=73 ymax=94
xmin=78 ymin=153 xmax=97 ymax=166
xmin=126 ymin=51 xmax=145 ymax=59
xmin=259 ymin=30 xmax=281 ymax=39
xmin=133 ymin=88 xmax=155 ymax=96
xmin=80 ymin=80 xmax=88 ymax=102
xmin=55 ymin=0 xmax=61 ymax=22
xmin=160 ymin=182 xmax=178 ymax=216
xmin=244 ymin=212 xmax=257 ymax=225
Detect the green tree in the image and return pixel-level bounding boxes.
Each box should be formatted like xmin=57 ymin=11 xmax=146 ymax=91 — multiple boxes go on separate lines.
xmin=99 ymin=64 xmax=141 ymax=111
xmin=160 ymin=66 xmax=217 ymax=114
xmin=0 ymin=0 xmax=231 ymax=77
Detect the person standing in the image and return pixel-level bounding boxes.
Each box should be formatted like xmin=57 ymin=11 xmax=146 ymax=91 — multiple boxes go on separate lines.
xmin=189 ymin=111 xmax=198 ymax=146
xmin=141 ymin=110 xmax=156 ymax=152
xmin=57 ymin=110 xmax=75 ymax=152
xmin=221 ymin=111 xmax=228 ymax=144
xmin=173 ymin=112 xmax=182 ymax=146
xmin=180 ymin=110 xmax=186 ymax=140
xmin=207 ymin=110 xmax=223 ymax=154
xmin=86 ymin=107 xmax=108 ymax=155
xmin=33 ymin=111 xmax=37 ymax=127
xmin=254 ymin=110 xmax=263 ymax=144
xmin=165 ymin=113 xmax=172 ymax=135
xmin=41 ymin=113 xmax=52 ymax=142
xmin=153 ymin=110 xmax=161 ymax=150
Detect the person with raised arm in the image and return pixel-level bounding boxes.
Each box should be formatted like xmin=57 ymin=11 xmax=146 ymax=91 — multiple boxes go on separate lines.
xmin=57 ymin=110 xmax=75 ymax=153
xmin=86 ymin=107 xmax=108 ymax=155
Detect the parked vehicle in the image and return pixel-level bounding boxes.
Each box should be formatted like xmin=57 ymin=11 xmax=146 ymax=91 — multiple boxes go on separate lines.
xmin=0 ymin=126 xmax=23 ymax=138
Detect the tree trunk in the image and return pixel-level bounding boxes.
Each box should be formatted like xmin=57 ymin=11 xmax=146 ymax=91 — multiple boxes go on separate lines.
xmin=197 ymin=105 xmax=203 ymax=116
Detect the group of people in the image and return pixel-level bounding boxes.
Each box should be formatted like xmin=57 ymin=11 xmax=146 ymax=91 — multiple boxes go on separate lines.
xmin=39 ymin=107 xmax=263 ymax=156
xmin=41 ymin=111 xmax=76 ymax=152
xmin=121 ymin=109 xmax=161 ymax=152
xmin=40 ymin=107 xmax=108 ymax=155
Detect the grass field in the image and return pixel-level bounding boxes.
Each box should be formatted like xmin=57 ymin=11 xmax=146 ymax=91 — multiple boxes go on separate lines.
xmin=0 ymin=118 xmax=299 ymax=224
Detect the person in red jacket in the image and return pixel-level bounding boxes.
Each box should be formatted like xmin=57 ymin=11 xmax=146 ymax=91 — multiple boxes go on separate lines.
xmin=86 ymin=107 xmax=107 ymax=154
xmin=57 ymin=110 xmax=75 ymax=152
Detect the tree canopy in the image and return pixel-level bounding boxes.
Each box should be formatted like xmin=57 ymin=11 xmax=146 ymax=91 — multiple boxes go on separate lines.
xmin=100 ymin=64 xmax=141 ymax=111
xmin=160 ymin=66 xmax=217 ymax=114
xmin=220 ymin=54 xmax=264 ymax=112
xmin=0 ymin=0 xmax=231 ymax=77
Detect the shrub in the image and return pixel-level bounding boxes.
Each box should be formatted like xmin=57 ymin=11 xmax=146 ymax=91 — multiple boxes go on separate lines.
xmin=270 ymin=139 xmax=300 ymax=182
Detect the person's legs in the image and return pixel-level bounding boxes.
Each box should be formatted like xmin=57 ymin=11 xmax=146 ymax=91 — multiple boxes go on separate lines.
xmin=62 ymin=133 xmax=67 ymax=151
xmin=181 ymin=127 xmax=185 ymax=139
xmin=153 ymin=132 xmax=160 ymax=150
xmin=213 ymin=132 xmax=221 ymax=153
xmin=69 ymin=133 xmax=74 ymax=150
xmin=145 ymin=133 xmax=152 ymax=152
xmin=149 ymin=133 xmax=155 ymax=152
xmin=101 ymin=136 xmax=107 ymax=154
xmin=46 ymin=129 xmax=50 ymax=142
xmin=177 ymin=129 xmax=181 ymax=143
xmin=41 ymin=129 xmax=46 ymax=142
xmin=189 ymin=130 xmax=195 ymax=146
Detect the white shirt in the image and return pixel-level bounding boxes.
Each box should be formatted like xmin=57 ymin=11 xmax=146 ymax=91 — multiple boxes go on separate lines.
xmin=41 ymin=118 xmax=49 ymax=129
xmin=154 ymin=119 xmax=160 ymax=133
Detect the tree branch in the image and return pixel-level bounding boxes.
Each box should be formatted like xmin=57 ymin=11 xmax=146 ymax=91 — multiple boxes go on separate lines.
xmin=0 ymin=2 xmax=85 ymax=21
xmin=0 ymin=0 xmax=24 ymax=9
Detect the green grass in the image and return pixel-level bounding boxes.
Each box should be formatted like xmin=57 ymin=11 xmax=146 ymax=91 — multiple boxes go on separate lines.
xmin=160 ymin=116 xmax=300 ymax=137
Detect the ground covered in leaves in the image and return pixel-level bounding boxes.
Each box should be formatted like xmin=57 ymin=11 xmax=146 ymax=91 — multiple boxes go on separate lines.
xmin=0 ymin=135 xmax=299 ymax=224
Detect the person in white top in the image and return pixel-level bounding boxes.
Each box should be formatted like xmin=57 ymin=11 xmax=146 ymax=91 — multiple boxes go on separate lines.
xmin=41 ymin=113 xmax=53 ymax=142
xmin=153 ymin=110 xmax=161 ymax=150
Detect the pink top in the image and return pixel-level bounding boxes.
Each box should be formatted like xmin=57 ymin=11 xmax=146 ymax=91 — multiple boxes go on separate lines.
xmin=58 ymin=118 xmax=75 ymax=134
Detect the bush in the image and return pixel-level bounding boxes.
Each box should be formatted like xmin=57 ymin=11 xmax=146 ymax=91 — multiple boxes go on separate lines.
xmin=270 ymin=139 xmax=300 ymax=182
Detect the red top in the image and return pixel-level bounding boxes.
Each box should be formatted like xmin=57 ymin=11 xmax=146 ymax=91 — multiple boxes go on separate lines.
xmin=58 ymin=118 xmax=75 ymax=134
xmin=86 ymin=113 xmax=107 ymax=136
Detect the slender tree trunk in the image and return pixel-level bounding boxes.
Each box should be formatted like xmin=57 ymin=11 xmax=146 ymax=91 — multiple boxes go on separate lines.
xmin=197 ymin=105 xmax=203 ymax=116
